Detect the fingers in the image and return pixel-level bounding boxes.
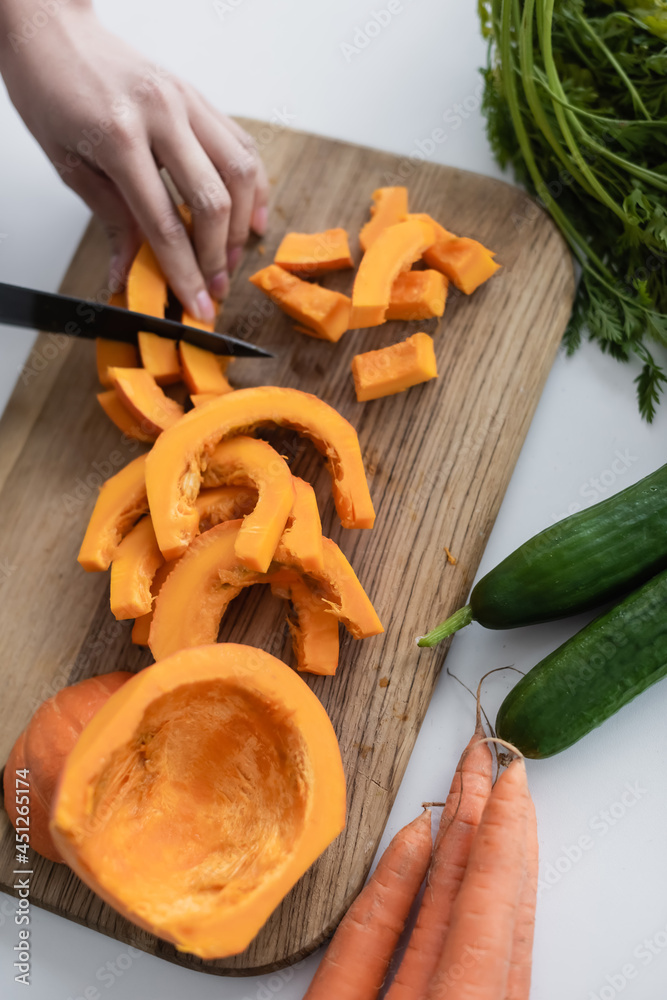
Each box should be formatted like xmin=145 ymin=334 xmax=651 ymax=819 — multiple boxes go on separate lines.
xmin=58 ymin=160 xmax=141 ymax=291
xmin=152 ymin=123 xmax=232 ymax=301
xmin=186 ymin=99 xmax=269 ymax=275
xmin=97 ymin=133 xmax=216 ymax=321
xmin=214 ymin=114 xmax=270 ymax=237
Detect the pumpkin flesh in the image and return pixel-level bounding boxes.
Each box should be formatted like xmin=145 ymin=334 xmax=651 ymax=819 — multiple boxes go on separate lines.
xmin=249 ymin=265 xmax=351 ymax=342
xmin=145 ymin=385 xmax=375 ymax=561
xmin=351 ymin=332 xmax=438 ymax=401
xmin=96 ymin=390 xmax=158 ymax=444
xmin=274 ymin=229 xmax=353 ymax=277
xmin=50 ymin=645 xmax=346 ymax=959
xmin=78 ymin=454 xmax=148 ymax=572
xmin=109 ymin=367 xmax=184 ymax=436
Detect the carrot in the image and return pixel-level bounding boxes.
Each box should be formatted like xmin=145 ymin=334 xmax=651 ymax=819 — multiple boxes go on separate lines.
xmin=506 ymin=793 xmax=539 ymax=1000
xmin=425 ymin=757 xmax=530 ymax=1000
xmin=303 ymin=808 xmax=433 ymax=1000
xmin=386 ymin=726 xmax=493 ymax=1000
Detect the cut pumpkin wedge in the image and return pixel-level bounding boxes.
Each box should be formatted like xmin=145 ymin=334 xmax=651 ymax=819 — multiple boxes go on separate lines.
xmin=96 ymin=390 xmax=158 ymax=443
xmin=280 ymin=477 xmax=324 ymax=574
xmin=271 ymin=572 xmax=340 ymax=676
xmin=359 ymin=187 xmax=409 ymax=252
xmin=199 ymin=435 xmax=295 ymax=573
xmin=149 ymin=520 xmax=382 ymax=660
xmin=78 ymin=455 xmax=148 ymax=572
xmin=274 ymin=229 xmax=353 ymax=277
xmin=109 ymin=367 xmax=184 ymax=436
xmin=110 ymin=516 xmax=164 ymax=620
xmin=178 ymin=341 xmax=232 ymax=396
xmin=96 ymin=340 xmax=139 ymax=387
xmin=349 ymin=219 xmax=435 ymax=329
xmin=131 ymin=560 xmax=175 ymax=646
xmin=145 ymin=386 xmax=375 ymax=561
xmin=126 ymin=241 xmax=180 ymax=384
xmin=249 ymin=265 xmax=351 ymax=342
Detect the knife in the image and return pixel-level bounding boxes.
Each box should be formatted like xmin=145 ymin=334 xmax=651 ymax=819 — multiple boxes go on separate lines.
xmin=0 ymin=281 xmax=273 ymax=358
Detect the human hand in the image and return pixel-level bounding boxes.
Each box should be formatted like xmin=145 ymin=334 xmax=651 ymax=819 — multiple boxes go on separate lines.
xmin=0 ymin=0 xmax=269 ymax=320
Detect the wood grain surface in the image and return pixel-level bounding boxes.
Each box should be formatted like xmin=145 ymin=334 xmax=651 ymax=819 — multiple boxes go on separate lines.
xmin=0 ymin=120 xmax=574 ymax=976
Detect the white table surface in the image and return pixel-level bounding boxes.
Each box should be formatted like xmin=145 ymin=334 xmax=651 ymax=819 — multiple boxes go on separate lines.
xmin=2 ymin=1 xmax=667 ymax=997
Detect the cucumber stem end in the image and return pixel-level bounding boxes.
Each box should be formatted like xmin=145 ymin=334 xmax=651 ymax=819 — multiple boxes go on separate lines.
xmin=417 ymin=604 xmax=474 ymax=647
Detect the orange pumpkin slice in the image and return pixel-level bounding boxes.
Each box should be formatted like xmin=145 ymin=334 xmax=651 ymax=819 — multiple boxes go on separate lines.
xmin=145 ymin=386 xmax=375 ymax=561
xmin=50 ymin=643 xmax=346 ymax=959
xmin=386 ymin=270 xmax=448 ymax=321
xmin=359 ymin=187 xmax=409 ymax=251
xmin=96 ymin=389 xmax=158 ymax=443
xmin=126 ymin=241 xmax=180 ymax=385
xmin=78 ymin=454 xmax=148 ymax=572
xmin=274 ymin=229 xmax=354 ymax=277
xmin=130 ymin=487 xmax=257 ymax=646
xmin=249 ymin=264 xmax=351 ymax=342
xmin=178 ymin=341 xmax=232 ymax=396
xmin=110 ymin=516 xmax=164 ymax=620
xmin=274 ymin=535 xmax=383 ymax=640
xmin=197 ymin=435 xmax=295 ymax=573
xmin=280 ymin=476 xmax=324 ymax=574
xmin=96 ymin=340 xmax=139 ymax=387
xmin=149 ymin=520 xmax=382 ymax=660
xmin=272 ymin=573 xmax=339 ymax=676
xmin=351 ymin=332 xmax=438 ymax=402
xmin=349 ymin=219 xmax=435 ymax=329
xmin=4 ymin=672 xmax=133 ymax=862
xmin=109 ymin=367 xmax=184 ymax=436
xmin=191 ymin=392 xmax=225 ymax=408
xmin=131 ymin=560 xmax=175 ymax=646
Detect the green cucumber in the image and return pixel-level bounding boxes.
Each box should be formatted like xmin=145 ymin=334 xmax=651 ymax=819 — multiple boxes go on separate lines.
xmin=495 ymin=568 xmax=667 ymax=758
xmin=418 ymin=462 xmax=667 ymax=647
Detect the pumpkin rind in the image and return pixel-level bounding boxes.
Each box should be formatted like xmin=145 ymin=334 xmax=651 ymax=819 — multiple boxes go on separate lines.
xmin=3 ymin=673 xmax=133 ymax=862
xmin=50 ymin=644 xmax=346 ymax=959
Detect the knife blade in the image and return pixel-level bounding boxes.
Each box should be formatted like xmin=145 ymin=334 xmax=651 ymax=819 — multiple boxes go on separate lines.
xmin=0 ymin=281 xmax=273 ymax=358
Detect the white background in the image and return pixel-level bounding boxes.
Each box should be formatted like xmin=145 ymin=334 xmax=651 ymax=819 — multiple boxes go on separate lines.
xmin=2 ymin=1 xmax=667 ymax=998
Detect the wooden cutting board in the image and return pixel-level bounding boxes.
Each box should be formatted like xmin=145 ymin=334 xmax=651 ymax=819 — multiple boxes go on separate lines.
xmin=0 ymin=120 xmax=574 ymax=976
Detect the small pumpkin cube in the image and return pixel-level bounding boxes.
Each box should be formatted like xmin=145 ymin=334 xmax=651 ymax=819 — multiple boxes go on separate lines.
xmin=351 ymin=332 xmax=438 ymax=402
xmin=426 ymin=236 xmax=499 ymax=295
xmin=386 ymin=270 xmax=448 ymax=321
xmin=274 ymin=229 xmax=353 ymax=277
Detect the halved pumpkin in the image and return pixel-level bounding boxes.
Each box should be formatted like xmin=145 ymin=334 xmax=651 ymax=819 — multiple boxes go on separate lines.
xmin=50 ymin=644 xmax=346 ymax=959
xmin=145 ymin=386 xmax=375 ymax=561
xmin=78 ymin=454 xmax=148 ymax=572
xmin=4 ymin=672 xmax=133 ymax=862
xmin=110 ymin=516 xmax=164 ymax=620
xmin=109 ymin=367 xmax=184 ymax=436
xmin=96 ymin=390 xmax=158 ymax=443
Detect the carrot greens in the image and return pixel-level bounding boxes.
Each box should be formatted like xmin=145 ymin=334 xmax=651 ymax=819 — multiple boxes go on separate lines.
xmin=480 ymin=0 xmax=667 ymax=419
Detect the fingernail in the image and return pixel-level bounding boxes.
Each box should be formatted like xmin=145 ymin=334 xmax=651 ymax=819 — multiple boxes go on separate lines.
xmin=251 ymin=205 xmax=268 ymax=235
xmin=208 ymin=270 xmax=230 ymax=300
xmin=228 ymin=247 xmax=242 ymax=273
xmin=195 ymin=289 xmax=217 ymax=322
